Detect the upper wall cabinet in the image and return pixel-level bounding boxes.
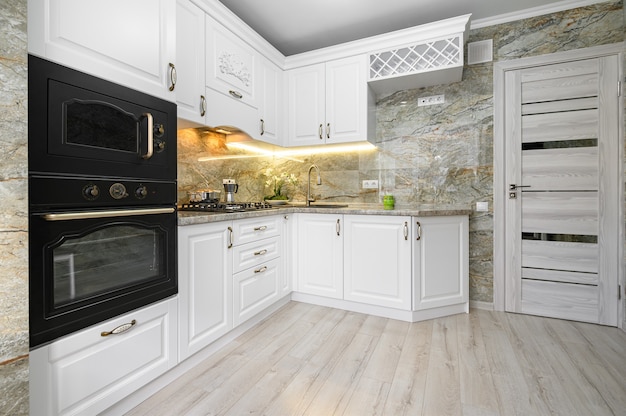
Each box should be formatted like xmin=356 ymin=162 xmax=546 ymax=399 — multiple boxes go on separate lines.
xmin=257 ymin=57 xmax=283 ymax=145
xmin=366 ymin=14 xmax=470 ymax=96
xmin=176 ymin=0 xmax=207 ymax=125
xmin=287 ymin=55 xmax=374 ymax=147
xmin=28 ymin=0 xmax=177 ymax=102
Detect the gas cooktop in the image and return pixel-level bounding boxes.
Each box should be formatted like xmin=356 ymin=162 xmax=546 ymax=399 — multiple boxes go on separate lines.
xmin=179 ymin=201 xmax=275 ymax=213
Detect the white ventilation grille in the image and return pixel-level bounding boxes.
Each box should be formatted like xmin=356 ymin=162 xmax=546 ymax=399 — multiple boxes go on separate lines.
xmin=467 ymin=39 xmax=493 ymax=65
xmin=369 ymin=35 xmax=462 ymax=80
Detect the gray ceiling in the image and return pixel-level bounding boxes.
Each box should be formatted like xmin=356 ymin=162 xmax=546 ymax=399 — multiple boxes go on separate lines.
xmin=217 ymin=0 xmax=603 ymax=56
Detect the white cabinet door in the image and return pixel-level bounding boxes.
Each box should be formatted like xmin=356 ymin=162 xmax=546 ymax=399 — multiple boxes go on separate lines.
xmin=29 ymin=297 xmax=178 ymax=416
xmin=28 ymin=0 xmax=176 ymax=102
xmin=325 ymin=55 xmax=370 ymax=144
xmin=178 ymin=222 xmax=233 ymax=362
xmin=287 ymin=63 xmax=326 ymax=146
xmin=176 ymin=0 xmax=206 ymax=125
xmin=258 ymin=56 xmax=284 ymax=145
xmin=344 ymin=215 xmax=412 ymax=310
xmin=296 ymin=214 xmax=344 ymax=299
xmin=413 ymin=216 xmax=469 ymax=310
xmin=287 ymin=55 xmax=370 ymax=147
xmin=280 ymin=214 xmax=294 ymax=296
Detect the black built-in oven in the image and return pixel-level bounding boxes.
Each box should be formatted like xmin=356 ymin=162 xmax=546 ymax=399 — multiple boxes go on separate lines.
xmin=28 ymin=55 xmax=178 ymax=348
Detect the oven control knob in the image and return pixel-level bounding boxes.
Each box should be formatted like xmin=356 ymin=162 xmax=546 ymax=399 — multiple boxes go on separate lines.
xmin=82 ymin=184 xmax=100 ymax=200
xmin=135 ymin=185 xmax=148 ymax=199
xmin=109 ymin=183 xmax=128 ymax=200
xmin=153 ymin=123 xmax=165 ymax=138
xmin=155 ymin=138 xmax=166 ymax=152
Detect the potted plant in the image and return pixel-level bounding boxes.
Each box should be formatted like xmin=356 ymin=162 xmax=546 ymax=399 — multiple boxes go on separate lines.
xmin=263 ymin=168 xmax=298 ymax=204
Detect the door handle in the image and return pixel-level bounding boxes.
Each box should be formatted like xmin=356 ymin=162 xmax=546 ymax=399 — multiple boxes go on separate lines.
xmin=509 ymin=184 xmax=531 ymax=190
xmin=141 ymin=112 xmax=154 ymax=159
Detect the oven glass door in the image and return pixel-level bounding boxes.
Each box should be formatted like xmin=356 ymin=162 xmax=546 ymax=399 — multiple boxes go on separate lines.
xmin=29 ymin=209 xmax=177 ymax=347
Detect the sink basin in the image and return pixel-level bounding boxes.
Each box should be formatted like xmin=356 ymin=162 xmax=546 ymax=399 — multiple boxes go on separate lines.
xmin=299 ymin=204 xmax=348 ymax=209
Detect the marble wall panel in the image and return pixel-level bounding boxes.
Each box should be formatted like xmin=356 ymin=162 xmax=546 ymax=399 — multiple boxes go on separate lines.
xmin=0 ymin=0 xmax=28 ymax=414
xmin=177 ymin=1 xmax=625 ymax=307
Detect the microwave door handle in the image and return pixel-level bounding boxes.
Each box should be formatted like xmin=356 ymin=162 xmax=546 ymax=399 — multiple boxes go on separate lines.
xmin=41 ymin=207 xmax=175 ymax=221
xmin=141 ymin=113 xmax=154 ymax=159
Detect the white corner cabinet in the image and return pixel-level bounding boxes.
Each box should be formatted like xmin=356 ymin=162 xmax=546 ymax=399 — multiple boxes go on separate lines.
xmin=177 ymin=215 xmax=285 ymax=362
xmin=28 ymin=0 xmax=177 ymax=102
xmin=413 ymin=215 xmax=469 ymax=312
xmin=287 ymin=55 xmax=374 ymax=146
xmin=29 ymin=296 xmax=178 ymax=416
xmin=294 ymin=213 xmax=468 ymax=320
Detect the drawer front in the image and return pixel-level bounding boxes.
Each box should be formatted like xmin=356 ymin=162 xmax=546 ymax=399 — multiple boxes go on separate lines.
xmin=30 ymin=297 xmax=178 ymax=416
xmin=233 ymin=258 xmax=281 ymax=326
xmin=232 ymin=215 xmax=280 ymax=246
xmin=233 ymin=236 xmax=280 ymax=274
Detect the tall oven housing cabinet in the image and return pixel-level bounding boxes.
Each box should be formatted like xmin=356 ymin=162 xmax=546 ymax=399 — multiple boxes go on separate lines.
xmin=28 ymin=55 xmax=179 ymax=416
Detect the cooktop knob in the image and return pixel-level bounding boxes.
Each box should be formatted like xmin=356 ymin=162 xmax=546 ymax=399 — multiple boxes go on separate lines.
xmin=82 ymin=184 xmax=100 ymax=200
xmin=109 ymin=183 xmax=128 ymax=200
xmin=135 ymin=185 xmax=148 ymax=199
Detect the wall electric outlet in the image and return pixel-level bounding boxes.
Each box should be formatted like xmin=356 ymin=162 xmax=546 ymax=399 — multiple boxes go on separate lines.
xmin=417 ymin=94 xmax=445 ymax=106
xmin=476 ymin=201 xmax=489 ymax=212
xmin=362 ymin=180 xmax=379 ymax=189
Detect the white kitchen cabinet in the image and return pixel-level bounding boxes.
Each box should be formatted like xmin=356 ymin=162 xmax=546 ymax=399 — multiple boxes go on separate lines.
xmin=413 ymin=215 xmax=469 ymax=310
xmin=296 ymin=213 xmax=344 ymax=299
xmin=29 ymin=296 xmax=178 ymax=416
xmin=178 ymin=221 xmax=233 ymax=362
xmin=257 ymin=56 xmax=284 ymax=145
xmin=28 ymin=0 xmax=177 ymax=102
xmin=205 ymin=14 xmax=261 ymax=136
xmin=280 ymin=214 xmax=294 ymax=296
xmin=344 ymin=215 xmax=412 ymax=310
xmin=287 ymin=55 xmax=373 ymax=146
xmin=232 ymin=216 xmax=282 ymax=326
xmin=176 ymin=0 xmax=207 ymax=125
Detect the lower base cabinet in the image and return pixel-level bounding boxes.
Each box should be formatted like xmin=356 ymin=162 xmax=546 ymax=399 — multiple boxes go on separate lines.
xmin=29 ymin=297 xmax=178 ymax=416
xmin=344 ymin=215 xmax=412 ymax=310
xmin=178 ymin=221 xmax=233 ymax=362
xmin=413 ymin=215 xmax=469 ymax=310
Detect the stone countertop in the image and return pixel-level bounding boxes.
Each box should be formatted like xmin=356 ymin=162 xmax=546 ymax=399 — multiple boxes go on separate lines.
xmin=178 ymin=203 xmax=472 ymax=226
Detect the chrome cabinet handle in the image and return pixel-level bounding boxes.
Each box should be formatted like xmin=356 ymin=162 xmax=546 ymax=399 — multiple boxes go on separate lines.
xmin=254 ymin=266 xmax=268 ymax=274
xmin=260 ymin=118 xmax=265 ymax=135
xmin=254 ymin=225 xmax=268 ymax=231
xmin=284 ymin=215 xmax=289 ymax=220
xmin=141 ymin=112 xmax=154 ymax=159
xmin=168 ymin=63 xmax=177 ymax=91
xmin=200 ymin=95 xmax=206 ymax=117
xmin=416 ymin=221 xmax=422 ymax=241
xmin=228 ymin=226 xmax=233 ymax=249
xmin=254 ymin=249 xmax=268 ymax=256
xmin=101 ymin=320 xmax=136 ymax=337
xmin=403 ymin=221 xmax=409 ymax=240
xmin=319 ymin=124 xmax=323 ymax=140
xmin=326 ymin=123 xmax=330 ymax=139
xmin=336 ymin=219 xmax=341 ymax=236
xmin=229 ymin=90 xmax=243 ymax=99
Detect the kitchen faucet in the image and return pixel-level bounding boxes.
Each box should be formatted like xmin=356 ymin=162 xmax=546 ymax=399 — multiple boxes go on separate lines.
xmin=307 ymin=164 xmax=321 ymax=206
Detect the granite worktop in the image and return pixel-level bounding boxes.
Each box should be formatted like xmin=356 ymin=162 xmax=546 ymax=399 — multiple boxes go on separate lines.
xmin=177 ymin=203 xmax=472 ymax=226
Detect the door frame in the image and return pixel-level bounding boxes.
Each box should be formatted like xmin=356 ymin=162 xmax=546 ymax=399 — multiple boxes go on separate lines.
xmin=493 ymin=42 xmax=625 ymax=329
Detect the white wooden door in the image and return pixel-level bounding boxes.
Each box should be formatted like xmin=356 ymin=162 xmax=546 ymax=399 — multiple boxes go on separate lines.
xmin=287 ymin=63 xmax=326 ymax=146
xmin=343 ymin=215 xmax=412 ymax=310
xmin=504 ymin=56 xmax=620 ymax=325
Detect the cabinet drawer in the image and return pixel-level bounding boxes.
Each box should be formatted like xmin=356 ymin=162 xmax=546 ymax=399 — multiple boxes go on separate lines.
xmin=233 ymin=258 xmax=281 ymax=326
xmin=232 ymin=215 xmax=280 ymax=246
xmin=233 ymin=236 xmax=280 ymax=274
xmin=29 ymin=297 xmax=178 ymax=416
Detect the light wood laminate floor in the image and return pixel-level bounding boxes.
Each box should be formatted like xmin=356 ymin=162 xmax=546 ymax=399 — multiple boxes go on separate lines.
xmin=127 ymin=302 xmax=626 ymax=416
